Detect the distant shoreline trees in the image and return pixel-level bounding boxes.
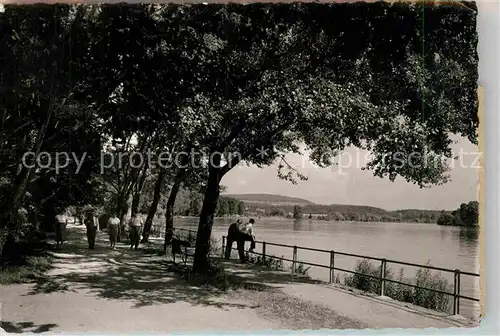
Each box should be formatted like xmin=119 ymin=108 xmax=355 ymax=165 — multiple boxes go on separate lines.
xmin=241 ymin=202 xmax=446 ymax=224
xmin=437 ymin=201 xmax=479 ymax=226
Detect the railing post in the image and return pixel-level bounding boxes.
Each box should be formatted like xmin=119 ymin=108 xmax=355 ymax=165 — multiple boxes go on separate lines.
xmin=221 ymin=236 xmax=226 ymax=257
xmin=453 ymin=269 xmax=461 ymax=315
xmin=292 ymin=246 xmax=298 ymax=273
xmin=262 ymin=242 xmax=267 ymax=262
xmin=329 ymin=250 xmax=335 ymax=283
xmin=380 ymin=259 xmax=387 ymax=296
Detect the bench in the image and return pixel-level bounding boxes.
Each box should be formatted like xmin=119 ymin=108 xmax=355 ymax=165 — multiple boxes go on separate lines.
xmin=171 ymin=238 xmax=195 ymax=265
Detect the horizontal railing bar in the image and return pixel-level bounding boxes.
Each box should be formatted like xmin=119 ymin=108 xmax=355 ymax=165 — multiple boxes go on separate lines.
xmin=386 ymin=259 xmax=479 ymax=277
xmin=294 ymin=246 xmax=331 ymax=254
xmin=255 ymin=240 xmax=295 ymax=249
xmin=255 ymin=240 xmax=383 ymax=261
xmin=331 ymin=251 xmax=384 ymax=262
xmin=382 ymin=278 xmax=454 ymax=297
xmin=334 ymin=267 xmax=384 ymax=280
xmin=293 ymin=260 xmax=331 ymax=269
xmin=252 ymin=237 xmax=478 ymax=277
xmin=249 ymin=252 xmax=381 ymax=280
xmin=457 ymin=270 xmax=480 ymax=277
xmin=231 ymin=248 xmax=295 ymax=263
xmin=457 ymin=294 xmax=480 ymax=302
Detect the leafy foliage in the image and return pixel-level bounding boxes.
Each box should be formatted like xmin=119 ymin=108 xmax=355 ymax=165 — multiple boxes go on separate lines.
xmin=437 ymin=201 xmax=478 ymax=226
xmin=293 ymin=205 xmax=302 ymax=220
xmin=344 ymin=259 xmax=452 ymax=312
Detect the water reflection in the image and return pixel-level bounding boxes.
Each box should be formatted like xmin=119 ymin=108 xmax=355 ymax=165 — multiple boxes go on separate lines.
xmin=440 ymin=227 xmax=450 ymax=240
xmin=459 ymin=226 xmax=479 ymax=241
xmin=293 ymin=219 xmax=311 ymax=231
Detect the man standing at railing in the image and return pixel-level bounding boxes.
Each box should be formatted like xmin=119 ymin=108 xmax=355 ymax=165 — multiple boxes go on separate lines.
xmin=225 ymin=218 xmax=257 ymax=263
xmin=225 ymin=219 xmax=246 ymax=263
xmin=242 ymin=218 xmax=256 ymax=252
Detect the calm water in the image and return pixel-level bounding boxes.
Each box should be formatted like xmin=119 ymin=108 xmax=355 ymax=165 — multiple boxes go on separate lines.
xmin=161 ymin=217 xmax=480 ymax=319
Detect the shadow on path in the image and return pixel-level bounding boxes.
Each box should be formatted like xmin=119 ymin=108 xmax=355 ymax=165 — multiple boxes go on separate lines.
xmin=1 ymin=321 xmax=58 ymax=334
xmin=214 ymin=258 xmax=324 ymax=288
xmin=28 ymin=225 xmax=260 ymax=310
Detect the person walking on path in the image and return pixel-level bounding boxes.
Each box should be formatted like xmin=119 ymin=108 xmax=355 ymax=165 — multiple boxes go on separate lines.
xmin=128 ymin=213 xmax=143 ymax=251
xmin=84 ymin=212 xmax=99 ymax=250
xmin=54 ymin=213 xmax=68 ymax=249
xmin=107 ymin=214 xmax=120 ymax=249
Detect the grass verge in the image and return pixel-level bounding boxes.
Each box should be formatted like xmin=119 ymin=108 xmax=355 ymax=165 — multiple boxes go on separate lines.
xmin=0 ymin=242 xmax=53 ymax=285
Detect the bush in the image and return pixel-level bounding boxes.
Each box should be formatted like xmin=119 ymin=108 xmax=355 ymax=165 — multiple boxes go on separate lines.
xmin=413 ymin=265 xmax=452 ymax=312
xmin=344 ymin=259 xmax=452 ymax=313
xmin=246 ymin=253 xmax=310 ymax=277
xmin=293 ymin=262 xmax=311 ymax=276
xmin=247 ymin=254 xmax=285 ymax=271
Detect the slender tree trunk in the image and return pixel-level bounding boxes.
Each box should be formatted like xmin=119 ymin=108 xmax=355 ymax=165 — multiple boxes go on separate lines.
xmin=131 ymin=192 xmax=141 ymax=216
xmin=1 ymin=105 xmax=54 ymax=257
xmin=116 ymin=193 xmax=128 ymax=243
xmin=162 ymin=177 xmax=183 ymax=253
xmin=131 ymin=164 xmax=149 ymax=215
xmin=141 ymin=169 xmax=165 ymax=243
xmin=10 ymin=109 xmax=53 ymax=212
xmin=192 ymin=161 xmax=222 ymax=274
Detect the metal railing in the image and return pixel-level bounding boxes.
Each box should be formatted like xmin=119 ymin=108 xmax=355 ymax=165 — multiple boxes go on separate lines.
xmin=221 ymin=235 xmax=479 ymax=316
xmin=150 ymin=224 xmax=196 ymax=239
xmin=172 ymin=227 xmax=197 ymax=238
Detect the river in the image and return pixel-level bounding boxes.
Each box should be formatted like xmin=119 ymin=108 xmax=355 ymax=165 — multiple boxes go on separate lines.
xmin=157 ymin=217 xmax=480 ymax=319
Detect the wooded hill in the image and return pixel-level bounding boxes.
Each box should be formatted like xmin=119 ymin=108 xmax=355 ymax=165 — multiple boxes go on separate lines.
xmin=224 ymin=193 xmax=447 ymax=223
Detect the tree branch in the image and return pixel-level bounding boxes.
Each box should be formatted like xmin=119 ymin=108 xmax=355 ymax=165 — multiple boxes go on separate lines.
xmin=217 ymin=119 xmax=247 ymax=152
xmin=220 ymin=120 xmax=295 ymax=176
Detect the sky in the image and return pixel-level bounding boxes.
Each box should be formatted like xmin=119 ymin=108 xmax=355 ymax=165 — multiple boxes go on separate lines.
xmin=222 ymin=135 xmax=480 ymax=211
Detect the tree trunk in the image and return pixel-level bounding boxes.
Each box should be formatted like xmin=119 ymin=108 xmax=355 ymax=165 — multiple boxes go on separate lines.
xmin=192 ymin=163 xmax=222 ymax=274
xmin=131 ymin=192 xmax=141 ymax=216
xmin=141 ymin=169 xmax=165 ymax=243
xmin=162 ymin=178 xmax=182 ymax=254
xmin=131 ymin=164 xmax=149 ymax=215
xmin=1 ymin=106 xmax=54 ymax=246
xmin=116 ymin=194 xmax=128 ymax=243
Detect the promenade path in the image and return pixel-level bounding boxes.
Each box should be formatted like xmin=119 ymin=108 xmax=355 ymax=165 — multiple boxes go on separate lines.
xmin=220 ymin=260 xmax=476 ymax=329
xmin=0 ymin=224 xmax=475 ymax=334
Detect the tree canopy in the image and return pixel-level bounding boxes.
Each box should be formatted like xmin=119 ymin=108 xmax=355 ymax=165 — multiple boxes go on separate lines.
xmin=0 ymin=3 xmax=478 ymax=272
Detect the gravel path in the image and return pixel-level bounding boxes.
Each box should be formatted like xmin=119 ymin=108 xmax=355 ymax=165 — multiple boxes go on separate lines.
xmin=0 ymin=225 xmax=282 ymax=333
xmin=0 ymin=224 xmax=362 ymax=333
